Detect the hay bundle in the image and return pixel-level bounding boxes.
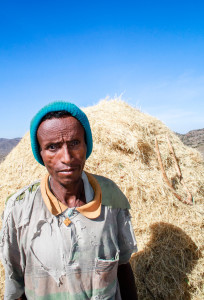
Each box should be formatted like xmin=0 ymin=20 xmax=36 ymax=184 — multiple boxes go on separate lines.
xmin=0 ymin=99 xmax=203 ymax=299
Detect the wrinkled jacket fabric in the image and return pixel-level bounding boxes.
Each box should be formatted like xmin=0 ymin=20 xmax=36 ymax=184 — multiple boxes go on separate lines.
xmin=0 ymin=173 xmax=137 ymax=300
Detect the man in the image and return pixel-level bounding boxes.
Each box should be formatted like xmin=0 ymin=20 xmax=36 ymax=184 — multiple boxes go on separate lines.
xmin=0 ymin=101 xmax=137 ymax=299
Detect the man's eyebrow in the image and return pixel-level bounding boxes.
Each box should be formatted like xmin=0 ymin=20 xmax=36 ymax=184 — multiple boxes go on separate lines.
xmin=43 ymin=139 xmax=80 ymax=146
xmin=43 ymin=140 xmax=61 ymax=146
xmin=68 ymin=139 xmax=80 ymax=142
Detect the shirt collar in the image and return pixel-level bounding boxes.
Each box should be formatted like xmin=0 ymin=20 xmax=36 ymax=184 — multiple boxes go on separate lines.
xmin=40 ymin=171 xmax=101 ymax=219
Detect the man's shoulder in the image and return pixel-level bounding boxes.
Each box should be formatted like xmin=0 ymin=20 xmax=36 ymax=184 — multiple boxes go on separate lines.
xmin=5 ymin=180 xmax=41 ymax=204
xmin=3 ymin=180 xmax=41 ymax=221
xmin=91 ymin=174 xmax=131 ymax=209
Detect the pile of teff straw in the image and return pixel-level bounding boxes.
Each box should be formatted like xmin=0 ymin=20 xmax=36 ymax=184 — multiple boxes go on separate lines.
xmin=0 ymin=100 xmax=203 ymax=300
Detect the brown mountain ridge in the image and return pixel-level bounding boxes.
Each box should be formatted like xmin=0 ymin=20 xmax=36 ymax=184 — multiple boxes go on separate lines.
xmin=176 ymin=128 xmax=204 ymax=157
xmin=0 ymin=138 xmax=21 ymax=162
xmin=0 ymin=128 xmax=203 ymax=162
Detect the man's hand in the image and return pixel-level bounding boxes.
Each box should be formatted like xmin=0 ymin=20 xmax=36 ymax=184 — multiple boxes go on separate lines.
xmin=117 ymin=262 xmax=138 ymax=300
xmin=15 ymin=293 xmax=27 ymax=300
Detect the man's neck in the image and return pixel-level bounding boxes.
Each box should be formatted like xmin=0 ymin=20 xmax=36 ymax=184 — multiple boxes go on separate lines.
xmin=49 ymin=177 xmax=85 ymax=208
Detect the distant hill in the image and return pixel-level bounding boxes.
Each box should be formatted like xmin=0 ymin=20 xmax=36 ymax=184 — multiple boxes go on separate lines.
xmin=176 ymin=128 xmax=204 ymax=157
xmin=0 ymin=138 xmax=21 ymax=162
xmin=176 ymin=128 xmax=204 ymax=147
xmin=0 ymin=128 xmax=203 ymax=163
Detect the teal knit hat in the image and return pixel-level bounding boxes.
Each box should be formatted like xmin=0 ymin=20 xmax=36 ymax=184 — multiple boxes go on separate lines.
xmin=30 ymin=101 xmax=93 ymax=165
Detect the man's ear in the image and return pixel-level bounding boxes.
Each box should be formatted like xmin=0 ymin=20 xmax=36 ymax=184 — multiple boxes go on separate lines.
xmin=39 ymin=146 xmax=44 ymax=164
xmin=37 ymin=142 xmax=42 ymax=157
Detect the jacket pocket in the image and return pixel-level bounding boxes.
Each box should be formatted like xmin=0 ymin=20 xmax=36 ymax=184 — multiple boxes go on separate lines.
xmin=92 ymin=255 xmax=119 ymax=299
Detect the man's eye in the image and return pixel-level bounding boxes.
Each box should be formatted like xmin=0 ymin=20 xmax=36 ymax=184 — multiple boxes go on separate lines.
xmin=48 ymin=144 xmax=57 ymax=150
xmin=70 ymin=140 xmax=80 ymax=147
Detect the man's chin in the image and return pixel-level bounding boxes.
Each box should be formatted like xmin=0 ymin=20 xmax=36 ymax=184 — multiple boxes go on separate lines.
xmin=56 ymin=174 xmax=82 ymax=187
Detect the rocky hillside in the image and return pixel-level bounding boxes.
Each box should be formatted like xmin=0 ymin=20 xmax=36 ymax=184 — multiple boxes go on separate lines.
xmin=0 ymin=129 xmax=203 ymax=162
xmin=176 ymin=129 xmax=204 ymax=147
xmin=176 ymin=128 xmax=204 ymax=157
xmin=0 ymin=138 xmax=21 ymax=162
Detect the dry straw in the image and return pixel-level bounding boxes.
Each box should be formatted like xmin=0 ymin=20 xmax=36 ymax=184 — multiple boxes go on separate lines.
xmin=0 ymin=99 xmax=203 ymax=299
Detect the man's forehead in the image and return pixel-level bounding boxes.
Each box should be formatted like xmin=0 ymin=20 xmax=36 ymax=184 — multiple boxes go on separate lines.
xmin=38 ymin=116 xmax=83 ymax=131
xmin=37 ymin=116 xmax=86 ymax=142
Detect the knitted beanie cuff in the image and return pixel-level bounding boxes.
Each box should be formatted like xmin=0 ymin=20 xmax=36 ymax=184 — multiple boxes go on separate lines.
xmin=30 ymin=101 xmax=93 ymax=165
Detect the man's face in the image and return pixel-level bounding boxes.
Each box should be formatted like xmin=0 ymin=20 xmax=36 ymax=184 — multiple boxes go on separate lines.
xmin=37 ymin=116 xmax=87 ymax=187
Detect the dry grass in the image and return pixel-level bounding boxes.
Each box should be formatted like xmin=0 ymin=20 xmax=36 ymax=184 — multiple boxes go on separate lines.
xmin=0 ymin=99 xmax=203 ymax=299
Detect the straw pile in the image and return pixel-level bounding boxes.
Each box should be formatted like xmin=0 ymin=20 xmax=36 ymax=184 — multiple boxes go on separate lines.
xmin=0 ymin=99 xmax=203 ymax=300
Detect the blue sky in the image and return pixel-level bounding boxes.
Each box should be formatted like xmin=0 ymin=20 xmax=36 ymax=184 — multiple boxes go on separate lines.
xmin=0 ymin=0 xmax=204 ymax=138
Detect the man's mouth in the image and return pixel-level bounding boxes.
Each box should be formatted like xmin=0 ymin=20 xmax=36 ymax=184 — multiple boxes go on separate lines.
xmin=57 ymin=167 xmax=77 ymax=174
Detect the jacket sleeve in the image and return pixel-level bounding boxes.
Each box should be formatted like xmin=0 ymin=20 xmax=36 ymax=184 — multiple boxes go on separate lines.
xmin=0 ymin=205 xmax=25 ymax=299
xmin=117 ymin=208 xmax=137 ymax=265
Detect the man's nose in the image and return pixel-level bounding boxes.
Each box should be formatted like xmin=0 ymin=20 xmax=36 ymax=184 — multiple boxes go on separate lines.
xmin=61 ymin=144 xmax=72 ymax=164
